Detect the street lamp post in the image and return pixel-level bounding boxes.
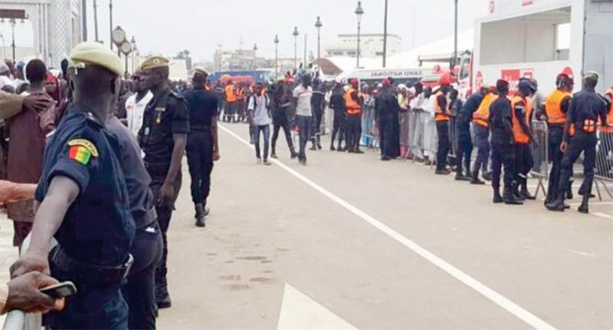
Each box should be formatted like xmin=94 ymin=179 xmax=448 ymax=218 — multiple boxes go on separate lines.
xmin=274 ymin=35 xmax=279 ymax=78
xmin=292 ymin=27 xmax=299 ymax=70
xmin=355 ymin=1 xmax=364 ymax=68
xmin=109 ymin=0 xmax=113 ymax=50
xmin=253 ymin=43 xmax=258 ymax=69
xmin=93 ymin=0 xmax=99 ymax=41
xmin=383 ymin=0 xmax=388 ymax=67
xmin=453 ymin=0 xmax=458 ymax=71
xmin=10 ymin=19 xmax=16 ymax=62
xmin=315 ymin=17 xmax=322 ymax=71
xmin=130 ymin=36 xmax=136 ymax=73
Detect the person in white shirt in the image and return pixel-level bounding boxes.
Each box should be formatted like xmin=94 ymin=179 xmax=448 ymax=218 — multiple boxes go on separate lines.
xmin=247 ymin=83 xmax=272 ymax=165
xmin=292 ymin=75 xmax=314 ymax=165
xmin=0 ymin=63 xmax=14 ymax=90
xmin=125 ymin=71 xmax=153 ymax=137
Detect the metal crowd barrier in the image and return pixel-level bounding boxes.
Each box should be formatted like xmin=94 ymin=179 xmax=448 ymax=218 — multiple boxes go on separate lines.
xmin=361 ymin=105 xmax=379 ymax=150
xmin=530 ymin=121 xmax=549 ymax=198
xmin=595 ymin=131 xmax=613 ymax=200
xmin=2 ymin=234 xmax=47 ymax=330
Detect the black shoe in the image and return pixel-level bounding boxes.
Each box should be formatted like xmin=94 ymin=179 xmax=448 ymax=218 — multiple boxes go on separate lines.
xmin=317 ymin=144 xmax=322 ymax=150
xmin=493 ymin=191 xmax=504 ymax=204
xmin=347 ymin=149 xmax=355 ymax=153
xmin=157 ymin=296 xmax=172 ymax=309
xmin=310 ymin=145 xmax=317 ymax=151
xmin=291 ymin=152 xmax=298 ymax=159
xmin=504 ymin=188 xmax=523 ymax=205
xmin=521 ymin=189 xmax=536 ymax=200
xmin=262 ymin=159 xmax=272 ymax=166
xmin=578 ymin=190 xmax=596 ymax=198
xmin=381 ymin=156 xmax=391 ymax=161
xmin=330 ymin=146 xmax=336 ymax=151
xmin=578 ymin=204 xmax=589 ymax=214
xmin=435 ymin=169 xmax=451 ymax=175
xmin=338 ymin=147 xmax=347 ymax=152
xmin=482 ymin=172 xmax=492 ymax=181
xmin=156 ymin=285 xmax=172 ymax=309
xmin=299 ymin=159 xmax=307 ymax=166
xmin=471 ymin=178 xmax=485 ymax=185
xmin=455 ymin=174 xmax=471 ymax=181
xmin=546 ymin=200 xmax=565 ymax=212
xmin=271 ymin=153 xmax=278 ymax=159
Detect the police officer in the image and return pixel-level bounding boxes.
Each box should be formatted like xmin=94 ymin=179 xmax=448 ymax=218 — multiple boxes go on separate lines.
xmin=511 ymin=79 xmax=537 ymax=201
xmin=546 ymin=71 xmax=609 ymax=213
xmin=489 ymin=79 xmax=523 ymax=205
xmin=544 ymin=73 xmax=574 ymax=205
xmin=11 ymin=42 xmax=134 ymax=329
xmin=434 ymin=76 xmax=451 ymax=175
xmin=455 ymin=87 xmax=476 ymax=181
xmin=310 ymin=78 xmax=325 ymax=150
xmin=183 ymin=68 xmax=220 ymax=227
xmin=138 ymin=56 xmax=189 ymax=309
xmin=344 ymin=79 xmax=364 ymax=154
xmin=471 ymin=86 xmax=497 ymax=184
xmin=108 ymin=109 xmax=162 ymax=330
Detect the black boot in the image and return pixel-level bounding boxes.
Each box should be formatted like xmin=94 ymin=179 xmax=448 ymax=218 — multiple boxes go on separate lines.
xmin=156 ymin=270 xmax=172 ymax=309
xmin=482 ymin=172 xmax=493 ymax=181
xmin=578 ymin=194 xmax=589 ymax=214
xmin=520 ymin=179 xmax=536 ymax=200
xmin=471 ymin=171 xmax=485 ymax=185
xmin=546 ymin=195 xmax=565 ymax=212
xmin=513 ymin=182 xmax=525 ymax=202
xmin=493 ymin=188 xmax=504 ymax=204
xmin=503 ymin=187 xmax=523 ymax=205
xmin=195 ymin=203 xmax=205 ymax=227
xmin=566 ymin=180 xmax=574 ymax=199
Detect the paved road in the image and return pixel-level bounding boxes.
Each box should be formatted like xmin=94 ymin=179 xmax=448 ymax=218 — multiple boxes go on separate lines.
xmin=156 ymin=122 xmax=613 ymax=330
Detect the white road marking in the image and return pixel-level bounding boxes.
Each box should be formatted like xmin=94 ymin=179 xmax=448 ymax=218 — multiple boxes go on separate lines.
xmin=277 ymin=284 xmax=358 ymax=330
xmin=593 ymin=212 xmax=613 ymax=220
xmin=220 ymin=125 xmax=557 ymax=330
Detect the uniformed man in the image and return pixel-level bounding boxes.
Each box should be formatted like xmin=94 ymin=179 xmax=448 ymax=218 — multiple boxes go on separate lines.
xmin=489 ymin=79 xmax=523 ymax=205
xmin=511 ymin=79 xmax=537 ymax=201
xmin=183 ymin=68 xmax=220 ymax=227
xmin=224 ymin=80 xmax=237 ymax=122
xmin=329 ymin=82 xmax=346 ymax=151
xmin=310 ymin=78 xmax=325 ymax=150
xmin=344 ymin=79 xmax=364 ymax=154
xmin=434 ymin=76 xmax=451 ymax=174
xmin=108 ymin=109 xmax=162 ymax=330
xmin=138 ymin=55 xmax=189 ymax=309
xmin=546 ymin=71 xmax=609 ymax=213
xmin=270 ymin=79 xmax=297 ymax=159
xmin=11 ymin=41 xmax=135 ymax=329
xmin=544 ymin=73 xmax=574 ymax=204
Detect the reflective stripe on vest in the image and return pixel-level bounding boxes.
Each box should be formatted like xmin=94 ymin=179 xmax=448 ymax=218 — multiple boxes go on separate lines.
xmin=600 ymin=88 xmax=613 ymax=133
xmin=345 ymin=88 xmax=362 ymax=115
xmin=545 ymin=89 xmax=571 ymax=125
xmin=511 ymin=95 xmax=534 ymax=144
xmin=434 ymin=91 xmax=450 ymax=122
xmin=225 ymin=85 xmax=236 ymax=102
xmin=472 ymin=93 xmax=497 ymax=128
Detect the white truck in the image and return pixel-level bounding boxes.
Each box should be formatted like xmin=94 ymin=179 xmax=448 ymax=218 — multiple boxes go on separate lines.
xmin=458 ymin=0 xmax=613 ymax=99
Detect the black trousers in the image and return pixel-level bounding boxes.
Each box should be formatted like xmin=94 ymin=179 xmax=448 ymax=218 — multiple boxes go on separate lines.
xmin=331 ymin=114 xmax=346 ymax=148
xmin=491 ymin=143 xmax=516 ymax=190
xmin=515 ymin=143 xmax=534 ymax=180
xmin=187 ymin=132 xmax=214 ymax=204
xmin=547 ymin=126 xmax=564 ymax=199
xmin=149 ymin=171 xmax=182 ymax=299
xmin=271 ymin=112 xmax=295 ymax=155
xmin=345 ymin=113 xmax=362 ymax=151
xmin=436 ymin=121 xmax=450 ymax=171
xmin=122 ymin=222 xmax=163 ymax=330
xmin=310 ymin=107 xmax=324 ymax=143
xmin=558 ymin=132 xmax=597 ymax=198
xmin=457 ymin=133 xmax=473 ymax=176
xmin=379 ymin=115 xmax=394 ymax=158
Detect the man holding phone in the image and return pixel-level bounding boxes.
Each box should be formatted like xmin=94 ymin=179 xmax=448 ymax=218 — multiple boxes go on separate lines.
xmin=0 ymin=272 xmax=65 ymax=314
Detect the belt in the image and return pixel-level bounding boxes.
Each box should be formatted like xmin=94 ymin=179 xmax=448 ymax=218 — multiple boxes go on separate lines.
xmin=191 ymin=125 xmax=211 ymax=131
xmin=136 ymin=207 xmax=157 ymax=229
xmin=144 ymin=162 xmax=170 ymax=174
xmin=51 ymin=246 xmax=133 ymax=284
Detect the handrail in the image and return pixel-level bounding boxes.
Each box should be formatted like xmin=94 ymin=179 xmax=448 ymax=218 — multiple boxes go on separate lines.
xmin=2 ymin=235 xmax=54 ymax=330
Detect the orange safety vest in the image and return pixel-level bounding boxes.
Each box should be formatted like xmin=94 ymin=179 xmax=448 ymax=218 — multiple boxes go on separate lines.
xmin=511 ymin=95 xmax=534 ymax=144
xmin=236 ymin=87 xmax=246 ymax=101
xmin=345 ymin=88 xmax=362 ymax=115
xmin=545 ymin=89 xmax=574 ymax=136
xmin=225 ymin=85 xmax=236 ymax=103
xmin=434 ymin=91 xmax=450 ymax=122
xmin=472 ymin=93 xmax=497 ymax=128
xmin=600 ymin=88 xmax=613 ymax=133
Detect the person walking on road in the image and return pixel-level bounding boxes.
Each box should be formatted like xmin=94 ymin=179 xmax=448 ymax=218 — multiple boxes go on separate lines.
xmin=329 ymin=82 xmax=346 ymax=151
xmin=310 ymin=78 xmax=325 ymax=150
xmin=489 ymin=79 xmax=523 ymax=205
xmin=270 ymin=79 xmax=297 ymax=159
xmin=292 ymin=74 xmax=314 ymax=165
xmin=546 ymin=71 xmax=609 ymax=213
xmin=248 ymin=82 xmax=272 ymax=165
xmin=139 ymin=55 xmax=189 ymax=309
xmin=183 ymin=68 xmax=220 ymax=227
xmin=344 ymin=79 xmax=365 ymax=154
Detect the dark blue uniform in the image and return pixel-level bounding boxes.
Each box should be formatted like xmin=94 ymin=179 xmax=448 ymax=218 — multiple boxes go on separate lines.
xmin=557 ymin=90 xmax=608 ymax=204
xmin=183 ymin=87 xmax=217 ymax=206
xmin=36 ymin=104 xmax=134 ymax=329
xmin=457 ymin=92 xmax=483 ymax=178
xmin=138 ymin=89 xmax=189 ymax=306
xmin=108 ymin=116 xmax=162 ymax=330
xmin=489 ymin=96 xmax=516 ymax=197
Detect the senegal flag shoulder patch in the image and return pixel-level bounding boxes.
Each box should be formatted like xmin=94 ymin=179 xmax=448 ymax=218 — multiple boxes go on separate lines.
xmin=67 ymin=139 xmax=98 ymax=165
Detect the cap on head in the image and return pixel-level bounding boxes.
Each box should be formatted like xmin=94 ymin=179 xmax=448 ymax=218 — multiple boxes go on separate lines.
xmin=438 ymin=73 xmax=452 ymax=86
xmin=140 ymin=55 xmax=170 ymax=71
xmin=518 ymin=78 xmax=533 ymax=93
xmin=382 ymin=78 xmax=391 ymax=87
xmin=583 ymin=71 xmax=599 ymax=81
xmin=69 ymin=42 xmax=123 ymax=77
xmin=194 ymin=67 xmax=208 ymax=76
xmin=496 ymin=79 xmax=509 ymax=92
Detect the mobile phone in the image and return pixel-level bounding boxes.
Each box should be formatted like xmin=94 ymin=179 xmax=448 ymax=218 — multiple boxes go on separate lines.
xmin=40 ymin=281 xmax=77 ymax=299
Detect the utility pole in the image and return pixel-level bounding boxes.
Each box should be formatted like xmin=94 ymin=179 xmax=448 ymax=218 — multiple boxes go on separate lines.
xmin=93 ymin=0 xmax=99 ymax=42
xmin=382 ymin=0 xmax=388 ymax=67
xmin=453 ymin=0 xmax=458 ymax=71
xmin=82 ymin=0 xmax=88 ymax=41
xmin=303 ymin=33 xmax=307 ymax=68
xmin=355 ymin=1 xmax=364 ymax=68
xmin=109 ymin=0 xmax=113 ymax=50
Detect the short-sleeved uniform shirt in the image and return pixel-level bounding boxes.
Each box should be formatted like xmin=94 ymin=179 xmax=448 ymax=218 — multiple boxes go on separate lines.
xmin=138 ymin=89 xmax=190 ymax=168
xmin=36 ymin=104 xmax=134 ymax=267
xmin=182 ymin=88 xmax=218 ymax=129
xmin=489 ymin=96 xmax=514 ymax=145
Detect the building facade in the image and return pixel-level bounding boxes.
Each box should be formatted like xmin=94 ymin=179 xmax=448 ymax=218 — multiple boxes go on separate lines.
xmin=0 ymin=0 xmax=83 ymax=67
xmin=324 ymin=33 xmax=402 ymax=59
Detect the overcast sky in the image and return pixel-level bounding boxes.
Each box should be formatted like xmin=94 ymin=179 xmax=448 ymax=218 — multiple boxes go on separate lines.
xmin=2 ymin=0 xmax=488 ymax=62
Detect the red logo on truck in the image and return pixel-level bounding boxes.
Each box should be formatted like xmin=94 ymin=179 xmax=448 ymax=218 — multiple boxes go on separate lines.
xmin=501 ymin=69 xmax=534 ymax=93
xmin=475 ymin=71 xmax=484 ymax=90
xmin=522 ymin=0 xmax=534 ymax=6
